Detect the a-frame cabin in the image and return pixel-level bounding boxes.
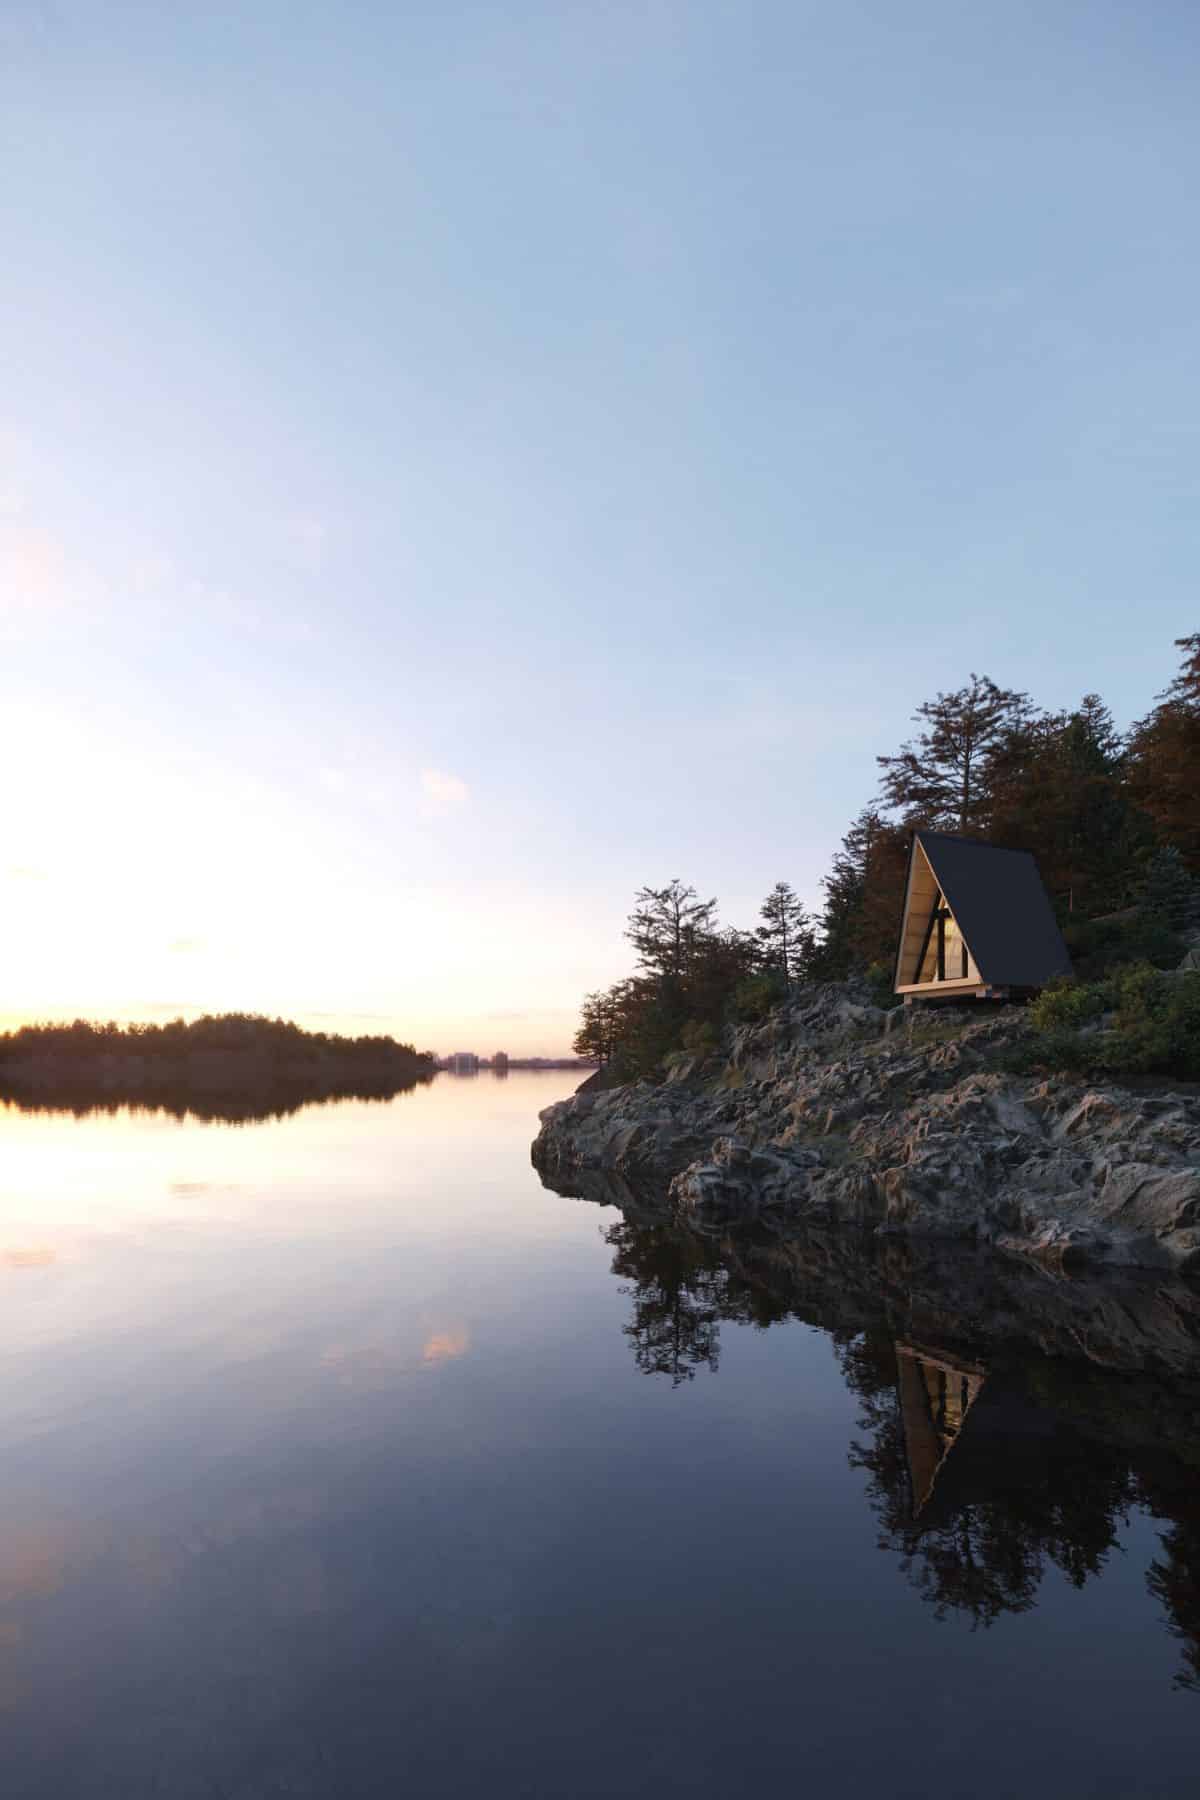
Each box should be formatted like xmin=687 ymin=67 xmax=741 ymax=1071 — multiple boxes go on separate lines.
xmin=894 ymin=831 xmax=1071 ymax=1003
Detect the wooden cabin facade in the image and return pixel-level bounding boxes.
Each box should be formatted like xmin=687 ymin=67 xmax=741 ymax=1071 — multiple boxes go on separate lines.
xmin=894 ymin=831 xmax=1071 ymax=1004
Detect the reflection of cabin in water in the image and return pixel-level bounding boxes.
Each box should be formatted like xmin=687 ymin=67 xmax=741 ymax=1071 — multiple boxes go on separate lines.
xmin=895 ymin=1340 xmax=1069 ymax=1531
xmin=894 ymin=831 xmax=1071 ymax=1004
xmin=896 ymin=1342 xmax=987 ymax=1521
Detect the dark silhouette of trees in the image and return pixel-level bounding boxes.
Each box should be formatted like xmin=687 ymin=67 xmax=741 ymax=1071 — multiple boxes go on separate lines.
xmin=0 ymin=1014 xmax=436 ymax=1107
xmin=572 ymin=987 xmax=626 ymax=1065
xmin=1142 ymin=1468 xmax=1200 ymax=1693
xmin=604 ymin=1220 xmax=724 ymax=1385
xmin=574 ymin=886 xmax=797 ymax=1080
xmin=0 ymin=1013 xmax=432 ymax=1066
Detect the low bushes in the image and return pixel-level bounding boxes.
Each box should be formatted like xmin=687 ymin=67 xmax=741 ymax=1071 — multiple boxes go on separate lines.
xmin=1015 ymin=965 xmax=1200 ymax=1080
xmin=730 ymin=972 xmax=787 ymax=1023
xmin=1061 ymin=911 xmax=1184 ymax=983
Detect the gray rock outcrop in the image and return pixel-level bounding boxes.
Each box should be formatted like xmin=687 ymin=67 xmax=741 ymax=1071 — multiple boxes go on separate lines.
xmin=532 ymin=983 xmax=1200 ymax=1273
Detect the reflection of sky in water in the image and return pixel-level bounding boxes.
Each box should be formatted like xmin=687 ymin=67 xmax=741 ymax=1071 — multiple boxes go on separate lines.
xmin=0 ymin=1074 xmax=1196 ymax=1797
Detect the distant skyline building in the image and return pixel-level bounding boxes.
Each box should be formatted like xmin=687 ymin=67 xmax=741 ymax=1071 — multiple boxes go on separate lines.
xmin=436 ymin=1049 xmax=592 ymax=1071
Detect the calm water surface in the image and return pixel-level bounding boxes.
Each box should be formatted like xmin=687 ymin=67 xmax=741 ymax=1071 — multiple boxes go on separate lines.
xmin=0 ymin=1072 xmax=1197 ymax=1797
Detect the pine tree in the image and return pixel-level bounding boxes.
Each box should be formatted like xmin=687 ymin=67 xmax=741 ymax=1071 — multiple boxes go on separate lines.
xmin=987 ymin=695 xmax=1139 ymax=913
xmin=876 ymin=674 xmax=1032 ymax=833
xmin=812 ymin=809 xmax=881 ymax=977
xmin=811 ymin=808 xmax=907 ymax=977
xmin=849 ymin=819 xmax=912 ymax=968
xmin=573 ymin=989 xmax=627 ymax=1064
xmin=625 ymin=881 xmax=719 ymax=979
xmin=756 ymin=881 xmax=812 ymax=986
xmin=1127 ymin=635 xmax=1200 ymax=873
xmin=1143 ymin=846 xmax=1195 ymax=929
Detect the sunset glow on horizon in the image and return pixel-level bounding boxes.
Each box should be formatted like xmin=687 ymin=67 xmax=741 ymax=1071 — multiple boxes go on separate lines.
xmin=4 ymin=3 xmax=1195 ymax=1051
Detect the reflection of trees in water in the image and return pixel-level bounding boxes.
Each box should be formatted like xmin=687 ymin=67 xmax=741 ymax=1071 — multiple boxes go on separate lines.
xmin=0 ymin=1076 xmax=432 ymax=1127
xmin=844 ymin=1349 xmax=1133 ymax=1628
xmin=1143 ymin=1473 xmax=1200 ymax=1693
xmin=604 ymin=1223 xmax=724 ymax=1384
xmin=603 ymin=1219 xmax=804 ymax=1384
xmin=603 ymin=1214 xmax=1200 ymax=1684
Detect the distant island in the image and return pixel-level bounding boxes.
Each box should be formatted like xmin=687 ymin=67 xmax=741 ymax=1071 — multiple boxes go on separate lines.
xmin=0 ymin=1014 xmax=437 ymax=1112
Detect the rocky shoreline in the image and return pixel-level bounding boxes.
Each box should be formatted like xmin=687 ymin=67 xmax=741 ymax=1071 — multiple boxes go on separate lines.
xmin=531 ymin=983 xmax=1200 ymax=1274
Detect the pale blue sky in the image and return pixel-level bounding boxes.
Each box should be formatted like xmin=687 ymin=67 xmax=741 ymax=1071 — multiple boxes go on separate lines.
xmin=2 ymin=1 xmax=1197 ymax=1051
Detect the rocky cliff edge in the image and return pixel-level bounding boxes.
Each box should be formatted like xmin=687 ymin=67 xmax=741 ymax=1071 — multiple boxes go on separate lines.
xmin=531 ymin=984 xmax=1200 ymax=1273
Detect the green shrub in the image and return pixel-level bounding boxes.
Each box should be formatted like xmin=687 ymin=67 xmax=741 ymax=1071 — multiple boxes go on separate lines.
xmin=1016 ymin=966 xmax=1200 ymax=1080
xmin=864 ymin=959 xmax=902 ymax=1009
xmin=1101 ymin=964 xmax=1200 ymax=1077
xmin=1062 ymin=911 xmax=1183 ymax=982
xmin=1027 ymin=976 xmax=1111 ymax=1035
xmin=680 ymin=1019 xmax=718 ymax=1057
xmin=731 ymin=972 xmax=786 ymax=1022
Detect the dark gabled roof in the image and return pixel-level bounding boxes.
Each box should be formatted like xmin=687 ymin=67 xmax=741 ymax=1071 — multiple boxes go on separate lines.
xmin=913 ymin=831 xmax=1072 ymax=989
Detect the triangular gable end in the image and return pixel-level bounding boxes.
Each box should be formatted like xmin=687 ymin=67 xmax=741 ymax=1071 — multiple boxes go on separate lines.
xmin=894 ymin=837 xmax=984 ymax=990
xmin=895 ymin=1341 xmax=987 ymax=1522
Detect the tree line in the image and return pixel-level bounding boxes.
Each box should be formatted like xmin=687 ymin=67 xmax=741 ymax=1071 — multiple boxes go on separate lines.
xmin=575 ymin=633 xmax=1199 ymax=1080
xmin=0 ymin=1013 xmax=436 ymax=1075
xmin=819 ymin=633 xmax=1199 ymax=976
xmin=573 ymin=876 xmax=815 ymax=1077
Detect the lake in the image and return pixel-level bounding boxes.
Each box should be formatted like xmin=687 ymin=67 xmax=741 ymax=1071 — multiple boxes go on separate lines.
xmin=0 ymin=1070 xmax=1197 ymax=1797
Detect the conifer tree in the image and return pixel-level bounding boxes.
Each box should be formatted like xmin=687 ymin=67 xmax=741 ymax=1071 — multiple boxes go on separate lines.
xmin=573 ymin=989 xmax=621 ymax=1064
xmin=756 ymin=881 xmax=812 ymax=986
xmin=812 ymin=808 xmax=884 ymax=976
xmin=1127 ymin=635 xmax=1200 ymax=873
xmin=1143 ymin=846 xmax=1196 ymax=929
xmin=876 ymin=674 xmax=1031 ymax=833
xmin=850 ymin=819 xmax=912 ymax=968
xmin=987 ymin=695 xmax=1138 ymax=912
xmin=626 ymin=881 xmax=718 ymax=978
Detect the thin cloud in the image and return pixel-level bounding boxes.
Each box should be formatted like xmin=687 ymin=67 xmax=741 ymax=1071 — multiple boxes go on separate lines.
xmin=0 ymin=523 xmax=68 ymax=613
xmin=419 ymin=767 xmax=469 ymax=818
xmin=422 ymin=1327 xmax=470 ymax=1365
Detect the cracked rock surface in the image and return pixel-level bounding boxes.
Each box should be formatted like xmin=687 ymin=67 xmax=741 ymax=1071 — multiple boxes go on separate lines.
xmin=531 ymin=982 xmax=1200 ymax=1273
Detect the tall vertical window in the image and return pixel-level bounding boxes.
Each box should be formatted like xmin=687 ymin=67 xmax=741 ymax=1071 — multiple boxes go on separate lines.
xmin=943 ymin=913 xmax=968 ymax=980
xmin=917 ymin=893 xmax=969 ymax=982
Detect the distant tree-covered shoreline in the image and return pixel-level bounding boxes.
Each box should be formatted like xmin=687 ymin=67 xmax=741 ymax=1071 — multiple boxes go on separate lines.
xmin=0 ymin=1012 xmax=437 ymax=1103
